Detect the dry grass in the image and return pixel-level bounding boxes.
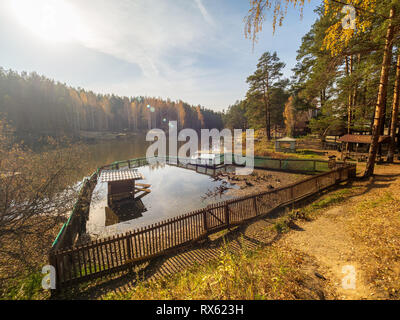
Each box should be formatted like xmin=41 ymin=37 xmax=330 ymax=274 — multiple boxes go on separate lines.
xmin=103 ymin=242 xmax=332 ymax=300
xmin=0 ymin=216 xmax=64 ymax=300
xmin=346 ymin=189 xmax=400 ymax=298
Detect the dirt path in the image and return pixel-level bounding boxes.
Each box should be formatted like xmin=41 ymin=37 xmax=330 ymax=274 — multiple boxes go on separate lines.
xmin=282 ymin=206 xmax=371 ymax=299
xmin=281 ymin=162 xmax=400 ymax=299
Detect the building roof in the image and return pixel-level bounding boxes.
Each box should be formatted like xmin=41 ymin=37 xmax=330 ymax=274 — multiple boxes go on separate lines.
xmin=276 ymin=136 xmax=296 ymax=142
xmin=100 ymin=169 xmax=144 ymax=183
xmin=338 ymin=134 xmax=391 ymax=144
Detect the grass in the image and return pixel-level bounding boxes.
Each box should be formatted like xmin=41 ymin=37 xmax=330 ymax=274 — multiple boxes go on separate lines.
xmin=0 ymin=270 xmax=48 ymax=300
xmin=253 ymin=136 xmax=328 ymax=160
xmin=102 ymin=185 xmax=361 ymax=300
xmin=299 ymin=187 xmax=356 ymax=219
xmin=102 ymin=241 xmax=326 ymax=300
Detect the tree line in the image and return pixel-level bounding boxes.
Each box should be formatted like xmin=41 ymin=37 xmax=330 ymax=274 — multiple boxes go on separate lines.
xmin=0 ymin=68 xmax=223 ymax=142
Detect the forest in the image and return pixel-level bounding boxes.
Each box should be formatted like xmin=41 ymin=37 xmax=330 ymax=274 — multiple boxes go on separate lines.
xmin=1 ymin=1 xmax=400 ymax=177
xmin=0 ymin=68 xmax=223 ymax=142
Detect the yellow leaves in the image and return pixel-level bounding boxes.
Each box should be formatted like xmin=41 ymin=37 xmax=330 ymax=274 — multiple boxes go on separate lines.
xmin=245 ymin=0 xmax=310 ymax=43
xmin=322 ymin=0 xmax=377 ymax=56
xmin=323 ymin=23 xmax=355 ymax=57
xmin=283 ymin=96 xmax=295 ymax=136
xmin=246 ymin=0 xmax=380 ymax=57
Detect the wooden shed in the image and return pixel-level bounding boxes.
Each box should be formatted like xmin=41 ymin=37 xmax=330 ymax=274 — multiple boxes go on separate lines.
xmin=100 ymin=169 xmax=144 ymax=206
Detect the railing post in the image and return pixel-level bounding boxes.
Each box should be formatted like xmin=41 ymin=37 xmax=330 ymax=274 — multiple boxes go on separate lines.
xmin=203 ymin=209 xmax=208 ymax=234
xmin=126 ymin=233 xmax=132 ymax=272
xmin=225 ymin=202 xmax=230 ymax=229
xmin=49 ymin=252 xmax=59 ymax=294
xmin=126 ymin=234 xmax=132 ymax=260
xmin=253 ymin=197 xmax=258 ymax=216
xmin=290 ymin=185 xmax=295 ymax=210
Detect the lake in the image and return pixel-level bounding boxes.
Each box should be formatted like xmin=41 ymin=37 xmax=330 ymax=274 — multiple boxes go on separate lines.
xmin=86 ymin=161 xmax=239 ymax=239
xmin=74 ymin=137 xmax=237 ymax=238
xmin=80 ymin=135 xmax=151 ymax=175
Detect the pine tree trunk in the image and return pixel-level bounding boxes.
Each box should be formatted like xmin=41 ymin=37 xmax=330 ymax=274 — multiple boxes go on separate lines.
xmin=346 ymin=56 xmax=353 ymax=134
xmin=364 ymin=7 xmax=395 ymax=177
xmin=266 ymin=108 xmax=271 ymax=140
xmin=265 ymin=81 xmax=271 ymax=140
xmin=387 ymin=52 xmax=400 ymax=163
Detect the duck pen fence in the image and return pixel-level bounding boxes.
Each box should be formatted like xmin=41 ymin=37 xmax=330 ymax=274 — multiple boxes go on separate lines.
xmin=49 ymin=158 xmax=356 ymax=290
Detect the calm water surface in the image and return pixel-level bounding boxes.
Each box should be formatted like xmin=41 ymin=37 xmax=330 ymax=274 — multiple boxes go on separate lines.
xmin=83 ymin=138 xmax=239 ymax=238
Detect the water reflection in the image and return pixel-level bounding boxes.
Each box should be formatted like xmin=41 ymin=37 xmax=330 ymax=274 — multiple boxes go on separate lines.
xmin=87 ymin=161 xmax=239 ymax=239
xmin=81 ymin=135 xmax=150 ymax=175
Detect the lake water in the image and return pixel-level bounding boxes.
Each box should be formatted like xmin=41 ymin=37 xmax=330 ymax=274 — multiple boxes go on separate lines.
xmin=80 ymin=135 xmax=151 ymax=175
xmin=86 ymin=161 xmax=239 ymax=239
xmin=76 ymin=137 xmax=241 ymax=238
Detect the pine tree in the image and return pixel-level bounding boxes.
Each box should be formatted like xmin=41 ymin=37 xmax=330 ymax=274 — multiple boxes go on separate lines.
xmin=246 ymin=52 xmax=285 ymax=140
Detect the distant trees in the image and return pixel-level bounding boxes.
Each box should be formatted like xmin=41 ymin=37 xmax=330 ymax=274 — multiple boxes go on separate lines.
xmin=0 ymin=69 xmax=223 ymax=143
xmin=223 ymin=52 xmax=289 ymax=135
xmin=223 ymin=101 xmax=248 ymax=130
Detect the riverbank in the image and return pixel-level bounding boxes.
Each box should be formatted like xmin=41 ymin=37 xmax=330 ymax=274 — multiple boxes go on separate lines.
xmin=78 ymin=130 xmax=144 ymax=142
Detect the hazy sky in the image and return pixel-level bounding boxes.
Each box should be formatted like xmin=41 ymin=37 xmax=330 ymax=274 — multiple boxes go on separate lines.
xmin=0 ymin=0 xmax=320 ymax=111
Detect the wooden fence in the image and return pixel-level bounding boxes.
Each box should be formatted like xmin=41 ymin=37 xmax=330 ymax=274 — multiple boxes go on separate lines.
xmin=51 ymin=156 xmax=335 ymax=251
xmin=49 ymin=162 xmax=356 ymax=290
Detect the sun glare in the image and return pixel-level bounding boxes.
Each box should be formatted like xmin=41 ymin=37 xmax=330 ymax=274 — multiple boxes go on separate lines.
xmin=8 ymin=0 xmax=85 ymax=44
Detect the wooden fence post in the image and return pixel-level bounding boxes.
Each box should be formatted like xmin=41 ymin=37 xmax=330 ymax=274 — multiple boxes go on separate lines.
xmin=253 ymin=197 xmax=258 ymax=216
xmin=48 ymin=252 xmax=59 ymax=293
xmin=126 ymin=234 xmax=132 ymax=260
xmin=126 ymin=233 xmax=132 ymax=272
xmin=290 ymin=186 xmax=295 ymax=209
xmin=225 ymin=202 xmax=230 ymax=229
xmin=203 ymin=209 xmax=208 ymax=234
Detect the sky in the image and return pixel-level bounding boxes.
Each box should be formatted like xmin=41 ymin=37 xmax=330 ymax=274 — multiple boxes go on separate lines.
xmin=0 ymin=0 xmax=320 ymax=111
